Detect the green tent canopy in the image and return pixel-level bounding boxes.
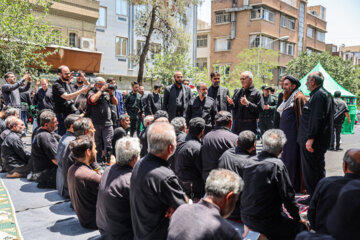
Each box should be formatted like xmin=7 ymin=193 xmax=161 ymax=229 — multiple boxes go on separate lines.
xmin=299 ymin=62 xmax=356 ymax=97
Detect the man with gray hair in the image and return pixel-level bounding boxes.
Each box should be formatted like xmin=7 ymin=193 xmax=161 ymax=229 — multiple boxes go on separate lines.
xmin=168 ymin=169 xmax=243 ymax=239
xmin=241 ymin=129 xmax=305 ymax=239
xmin=97 ymin=137 xmax=140 ymax=239
xmin=307 ymin=148 xmax=360 ymax=234
xmin=87 ymin=77 xmax=118 ymax=163
xmin=130 ymin=122 xmax=187 ymax=239
xmin=139 ymin=115 xmax=154 ymax=157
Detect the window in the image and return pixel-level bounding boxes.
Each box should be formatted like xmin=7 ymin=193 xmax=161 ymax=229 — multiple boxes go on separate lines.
xmin=215 ymin=65 xmax=230 ymax=78
xmin=116 ymin=0 xmax=127 ymax=16
xmin=307 ymin=27 xmax=313 ymax=38
xmin=263 ymin=9 xmax=274 ymax=22
xmin=317 ymin=31 xmax=325 ymax=42
xmin=197 ymin=35 xmax=208 ymax=47
xmin=250 ymin=35 xmax=274 ymax=49
xmin=215 ymin=38 xmax=231 ymax=51
xmin=332 ymin=46 xmax=337 ymax=52
xmin=306 ymin=48 xmax=313 ymax=55
xmin=215 ymin=11 xmax=230 ymax=24
xmin=250 ymin=35 xmax=261 ymax=48
xmin=116 ymin=37 xmax=127 ymax=57
xmin=51 ymin=29 xmax=62 ymax=45
xmin=281 ymin=15 xmax=287 ymax=27
xmin=251 ymin=8 xmax=262 ymax=19
xmin=279 ymin=67 xmax=286 ymax=78
xmin=196 ymin=58 xmax=207 ymax=71
xmin=97 ymin=7 xmax=106 ymax=27
xmin=251 ymin=7 xmax=274 ymax=22
xmin=280 ymin=41 xmax=286 ymax=53
xmin=69 ymin=33 xmax=77 ymax=47
xmin=286 ymin=43 xmax=295 ymax=55
xmin=288 ymin=18 xmax=295 ymax=30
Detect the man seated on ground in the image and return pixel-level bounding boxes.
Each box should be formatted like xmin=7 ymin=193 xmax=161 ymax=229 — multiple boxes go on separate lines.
xmin=96 ymin=137 xmax=140 ymax=239
xmin=130 ymin=122 xmax=187 ymax=239
xmin=218 ymin=130 xmax=256 ymax=220
xmin=176 ymin=117 xmax=205 ymax=201
xmin=307 ymin=148 xmax=360 ymax=234
xmin=56 ymin=114 xmax=80 ymax=198
xmin=168 ymin=169 xmax=243 ymax=240
xmin=112 ymin=114 xmax=130 ymax=151
xmin=0 ymin=115 xmax=18 ymax=172
xmin=62 ymin=117 xmax=96 ymax=197
xmin=30 ymin=111 xmax=60 ymax=188
xmin=68 ymin=135 xmax=101 ymax=229
xmin=139 ymin=115 xmax=154 ymax=158
xmin=1 ymin=118 xmax=30 ymax=178
xmin=169 ymin=117 xmax=187 ymax=172
xmin=241 ymin=129 xmax=306 ymax=240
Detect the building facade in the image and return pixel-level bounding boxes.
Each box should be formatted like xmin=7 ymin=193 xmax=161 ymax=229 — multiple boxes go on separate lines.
xmin=210 ymin=0 xmax=327 ymax=83
xmin=327 ymin=44 xmax=360 ymax=66
xmin=196 ymin=19 xmax=211 ymax=76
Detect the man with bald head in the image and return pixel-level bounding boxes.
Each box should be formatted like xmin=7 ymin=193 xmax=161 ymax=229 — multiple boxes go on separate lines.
xmin=307 ymin=148 xmax=360 ymax=234
xmin=231 ymin=71 xmax=264 ymax=135
xmin=163 ymin=71 xmax=193 ymax=121
xmin=298 ymin=71 xmax=334 ymax=200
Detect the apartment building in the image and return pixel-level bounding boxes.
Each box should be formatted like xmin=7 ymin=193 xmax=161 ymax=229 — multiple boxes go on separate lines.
xmin=95 ymin=0 xmax=197 ymax=90
xmin=327 ymin=44 xmax=360 ymax=66
xmin=33 ymin=0 xmax=102 ymax=73
xmin=196 ymin=19 xmax=211 ymax=76
xmin=210 ymin=0 xmax=327 ymax=83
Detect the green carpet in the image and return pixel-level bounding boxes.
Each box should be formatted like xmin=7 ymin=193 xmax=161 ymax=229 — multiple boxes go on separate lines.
xmin=0 ymin=179 xmax=22 ymax=239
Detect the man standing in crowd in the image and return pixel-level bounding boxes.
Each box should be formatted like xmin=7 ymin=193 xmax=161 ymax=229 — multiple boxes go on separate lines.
xmin=139 ymin=115 xmax=154 ymax=158
xmin=274 ymin=76 xmax=285 ymax=128
xmin=1 ymin=118 xmax=30 ymax=178
xmin=307 ymin=148 xmax=360 ymax=234
xmin=330 ymin=91 xmax=351 ymax=151
xmin=169 ymin=117 xmax=187 ymax=172
xmin=130 ymin=122 xmax=187 ymax=239
xmin=71 ymin=71 xmax=89 ymax=114
xmin=207 ymin=72 xmax=232 ymax=112
xmin=241 ymin=129 xmax=306 ymax=239
xmin=201 ymin=111 xmax=238 ymax=182
xmin=2 ymin=72 xmax=31 ymax=108
xmin=96 ymin=137 xmax=140 ymax=239
xmin=52 ymin=65 xmax=89 ymax=135
xmin=68 ymin=135 xmax=101 ymax=230
xmin=112 ymin=114 xmax=130 ymax=151
xmin=231 ymin=71 xmax=264 ymax=134
xmin=186 ymin=82 xmax=217 ymax=134
xmin=107 ymin=77 xmax=124 ymax=124
xmin=125 ymin=82 xmax=143 ymax=137
xmin=163 ymin=71 xmax=193 ymax=121
xmin=278 ymin=75 xmax=307 ymax=192
xmin=71 ymin=71 xmax=87 ymax=91
xmin=145 ymin=84 xmax=162 ymax=116
xmin=20 ymin=91 xmax=32 ymax=135
xmin=87 ymin=77 xmax=118 ymax=162
xmin=177 ymin=118 xmax=205 ymax=201
xmin=258 ymin=86 xmax=276 ymax=135
xmin=33 ymin=78 xmax=54 ymax=129
xmin=168 ymin=169 xmax=243 ymax=240
xmin=298 ymin=71 xmax=334 ymax=199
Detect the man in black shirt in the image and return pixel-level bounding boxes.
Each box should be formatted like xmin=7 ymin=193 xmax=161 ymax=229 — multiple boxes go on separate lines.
xmin=31 ymin=111 xmax=60 ymax=188
xmin=307 ymin=148 xmax=360 ymax=234
xmin=168 ymin=169 xmax=243 ymax=240
xmin=186 ymin=82 xmax=217 ymax=134
xmin=125 ymin=82 xmax=144 ymax=137
xmin=207 ymin=72 xmax=232 ymax=112
xmin=130 ymin=122 xmax=187 ymax=239
xmin=177 ymin=118 xmax=205 ymax=200
xmin=231 ymin=71 xmax=264 ymax=134
xmin=241 ymin=129 xmax=306 ymax=239
xmin=1 ymin=118 xmax=30 ymax=178
xmin=112 ymin=114 xmax=130 ymax=151
xmin=145 ymin=84 xmax=163 ymax=116
xmin=97 ymin=137 xmax=140 ymax=239
xmin=87 ymin=77 xmax=118 ymax=162
xmin=2 ymin=72 xmax=31 ymax=108
xmin=139 ymin=115 xmax=154 ymax=158
xmin=169 ymin=117 xmax=187 ymax=173
xmin=298 ymin=71 xmax=334 ymax=198
xmin=163 ymin=71 xmax=193 ymax=120
xmin=52 ymin=65 xmax=89 ymax=135
xmin=33 ymin=78 xmax=54 ymax=129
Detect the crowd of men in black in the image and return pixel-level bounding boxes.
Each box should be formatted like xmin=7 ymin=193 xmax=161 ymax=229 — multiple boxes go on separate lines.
xmin=0 ymin=65 xmax=358 ymax=240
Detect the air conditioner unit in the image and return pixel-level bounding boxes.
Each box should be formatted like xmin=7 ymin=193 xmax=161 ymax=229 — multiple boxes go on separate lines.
xmin=80 ymin=38 xmax=95 ymax=51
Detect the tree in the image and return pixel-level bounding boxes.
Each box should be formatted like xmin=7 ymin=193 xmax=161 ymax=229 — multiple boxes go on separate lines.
xmin=231 ymin=48 xmax=279 ymax=91
xmin=0 ymin=0 xmax=63 ymax=76
xmin=286 ymin=51 xmax=360 ymax=106
xmin=132 ymin=0 xmax=200 ymax=84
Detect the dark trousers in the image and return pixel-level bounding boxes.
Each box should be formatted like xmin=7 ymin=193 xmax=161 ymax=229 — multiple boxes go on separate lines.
xmin=299 ymin=141 xmax=326 ymax=196
xmin=232 ymin=120 xmax=257 ymax=135
xmin=130 ymin=116 xmax=140 ymax=137
xmin=56 ymin=113 xmax=67 ymax=136
xmin=259 ymin=118 xmax=274 ymax=136
xmin=330 ymin=124 xmax=342 ymax=149
xmin=94 ymin=125 xmax=114 ymax=162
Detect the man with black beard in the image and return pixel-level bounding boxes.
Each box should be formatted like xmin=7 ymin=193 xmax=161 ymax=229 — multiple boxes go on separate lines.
xmin=145 ymin=84 xmax=163 ymax=116
xmin=277 ymin=75 xmax=307 ymax=193
xmin=72 ymin=71 xmax=89 ymax=114
xmin=52 ymin=65 xmax=89 ymax=135
xmin=207 ymin=72 xmax=232 ymax=112
xmin=163 ymin=71 xmax=193 ymax=121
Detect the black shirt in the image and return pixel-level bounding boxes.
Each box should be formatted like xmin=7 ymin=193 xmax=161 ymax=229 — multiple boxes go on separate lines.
xmin=232 ymin=85 xmax=264 ymax=121
xmin=130 ymin=154 xmax=187 ymax=240
xmin=68 ymin=161 xmax=101 ymax=229
xmin=218 ymin=147 xmax=255 ymax=177
xmin=1 ymin=131 xmax=30 ymax=172
xmin=112 ymin=126 xmax=127 ymax=151
xmin=139 ymin=127 xmax=148 ymax=158
xmin=125 ymin=91 xmax=143 ymax=117
xmin=169 ymin=131 xmax=187 ymax=173
xmin=186 ymin=96 xmax=217 ymax=127
xmin=168 ymin=199 xmax=241 ymax=240
xmin=308 ymin=173 xmax=359 ymax=234
xmin=96 ymin=164 xmax=133 ymax=239
xmin=52 ymin=78 xmax=73 ymax=114
xmin=207 ymin=86 xmax=219 ymax=106
xmin=145 ymin=92 xmax=162 ymax=115
xmin=31 ymin=128 xmax=60 ymax=173
xmin=175 ymin=86 xmax=184 ymax=114
xmin=33 ymin=88 xmax=54 ymax=110
xmin=333 ymin=97 xmax=349 ymax=125
xmin=87 ymin=89 xmax=112 ymax=126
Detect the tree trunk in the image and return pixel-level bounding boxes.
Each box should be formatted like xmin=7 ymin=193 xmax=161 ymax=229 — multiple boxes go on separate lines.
xmin=137 ymin=6 xmax=157 ymax=85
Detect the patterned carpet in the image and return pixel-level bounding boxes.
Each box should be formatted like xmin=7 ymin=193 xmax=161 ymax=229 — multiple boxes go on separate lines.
xmin=0 ymin=179 xmax=22 ymax=239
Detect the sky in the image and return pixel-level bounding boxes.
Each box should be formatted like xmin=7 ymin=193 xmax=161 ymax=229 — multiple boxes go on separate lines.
xmin=197 ymin=0 xmax=360 ymax=47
